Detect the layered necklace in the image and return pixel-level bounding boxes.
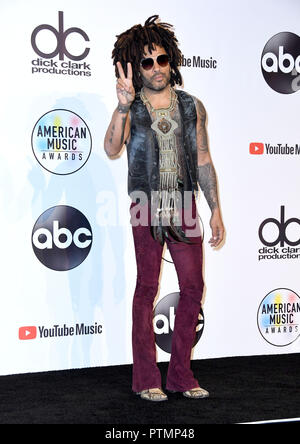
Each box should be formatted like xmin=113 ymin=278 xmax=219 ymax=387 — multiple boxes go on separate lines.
xmin=141 ymin=87 xmax=186 ymax=244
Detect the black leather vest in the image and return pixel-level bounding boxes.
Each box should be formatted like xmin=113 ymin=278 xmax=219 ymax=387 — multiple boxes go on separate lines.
xmin=127 ymin=90 xmax=198 ymax=199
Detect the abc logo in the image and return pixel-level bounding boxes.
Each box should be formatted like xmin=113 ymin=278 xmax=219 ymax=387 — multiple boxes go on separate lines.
xmin=32 ymin=206 xmax=92 ymax=271
xmin=31 ymin=11 xmax=90 ymax=61
xmin=259 ymin=206 xmax=300 ymax=247
xmin=153 ymin=292 xmax=204 ymax=354
xmin=261 ymin=32 xmax=300 ymax=94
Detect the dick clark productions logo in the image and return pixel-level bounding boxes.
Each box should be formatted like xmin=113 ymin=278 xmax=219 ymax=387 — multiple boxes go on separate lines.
xmin=258 ymin=206 xmax=300 ymax=262
xmin=32 ymin=205 xmax=93 ymax=271
xmin=261 ymin=32 xmax=300 ymax=94
xmin=31 ymin=11 xmax=91 ymax=77
xmin=153 ymin=292 xmax=204 ymax=354
xmin=31 ymin=11 xmax=89 ymax=61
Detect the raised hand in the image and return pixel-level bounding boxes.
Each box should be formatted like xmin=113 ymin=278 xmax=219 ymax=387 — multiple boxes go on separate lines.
xmin=116 ymin=62 xmax=135 ymax=106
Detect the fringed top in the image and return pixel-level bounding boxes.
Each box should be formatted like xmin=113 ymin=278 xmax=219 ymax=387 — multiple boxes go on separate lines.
xmin=140 ymin=87 xmax=191 ymax=245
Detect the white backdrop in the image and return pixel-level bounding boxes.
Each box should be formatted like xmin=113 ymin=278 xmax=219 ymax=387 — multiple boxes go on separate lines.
xmin=0 ymin=0 xmax=299 ymax=375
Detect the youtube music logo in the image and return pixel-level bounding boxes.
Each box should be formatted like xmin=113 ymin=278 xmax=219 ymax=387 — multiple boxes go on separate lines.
xmin=250 ymin=142 xmax=264 ymax=155
xmin=250 ymin=142 xmax=300 ymax=156
xmin=18 ymin=322 xmax=103 ymax=341
xmin=19 ymin=327 xmax=37 ymax=341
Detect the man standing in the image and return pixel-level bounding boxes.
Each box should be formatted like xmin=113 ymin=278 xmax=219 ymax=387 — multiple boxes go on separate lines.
xmin=104 ymin=16 xmax=224 ymax=402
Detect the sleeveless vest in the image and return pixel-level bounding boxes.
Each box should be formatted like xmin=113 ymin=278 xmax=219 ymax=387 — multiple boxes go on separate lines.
xmin=127 ymin=90 xmax=198 ymax=199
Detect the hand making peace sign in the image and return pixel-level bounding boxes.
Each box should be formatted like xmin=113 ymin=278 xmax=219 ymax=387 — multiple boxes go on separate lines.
xmin=116 ymin=62 xmax=136 ymax=106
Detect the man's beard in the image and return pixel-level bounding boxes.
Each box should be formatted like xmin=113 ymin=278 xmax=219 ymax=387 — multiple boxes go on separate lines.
xmin=141 ymin=71 xmax=171 ymax=91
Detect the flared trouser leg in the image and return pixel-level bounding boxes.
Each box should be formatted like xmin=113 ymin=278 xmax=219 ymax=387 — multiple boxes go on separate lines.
xmin=131 ymin=206 xmax=164 ymax=393
xmin=130 ymin=198 xmax=204 ymax=393
xmin=165 ymin=236 xmax=204 ymax=392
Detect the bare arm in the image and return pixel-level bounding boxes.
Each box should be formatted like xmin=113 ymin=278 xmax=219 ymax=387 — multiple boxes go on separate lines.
xmin=104 ymin=106 xmax=131 ymax=158
xmin=195 ymin=98 xmax=220 ymax=212
xmin=194 ymin=97 xmax=224 ymax=247
xmin=104 ymin=62 xmax=135 ymax=158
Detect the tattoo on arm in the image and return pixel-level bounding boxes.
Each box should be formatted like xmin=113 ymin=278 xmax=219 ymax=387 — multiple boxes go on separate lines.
xmin=195 ymin=99 xmax=209 ymax=154
xmin=197 ymin=163 xmax=219 ymax=212
xmin=194 ymin=97 xmax=219 ymax=211
xmin=104 ymin=104 xmax=131 ymax=156
xmin=120 ymin=116 xmax=127 ymax=146
xmin=117 ymin=103 xmax=131 ymax=113
xmin=108 ymin=124 xmax=115 ymax=146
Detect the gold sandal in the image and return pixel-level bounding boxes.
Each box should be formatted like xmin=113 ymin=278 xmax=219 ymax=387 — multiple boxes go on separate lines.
xmin=137 ymin=388 xmax=168 ymax=402
xmin=183 ymin=387 xmax=209 ymax=399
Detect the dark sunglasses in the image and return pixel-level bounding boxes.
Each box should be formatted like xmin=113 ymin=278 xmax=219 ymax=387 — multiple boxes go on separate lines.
xmin=140 ymin=54 xmax=170 ymax=71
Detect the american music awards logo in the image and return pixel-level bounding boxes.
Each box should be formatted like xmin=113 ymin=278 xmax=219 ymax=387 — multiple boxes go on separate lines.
xmin=32 ymin=109 xmax=92 ymax=175
xmin=257 ymin=288 xmax=300 ymax=347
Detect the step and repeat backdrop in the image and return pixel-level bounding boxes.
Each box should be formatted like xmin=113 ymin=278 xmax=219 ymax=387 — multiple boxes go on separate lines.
xmin=0 ymin=0 xmax=299 ymax=375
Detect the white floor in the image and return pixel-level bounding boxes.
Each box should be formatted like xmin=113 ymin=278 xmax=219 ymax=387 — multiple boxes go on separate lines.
xmin=240 ymin=418 xmax=300 ymax=424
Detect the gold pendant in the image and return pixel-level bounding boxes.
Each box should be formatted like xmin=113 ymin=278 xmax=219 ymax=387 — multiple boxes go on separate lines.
xmin=151 ymin=111 xmax=178 ymax=138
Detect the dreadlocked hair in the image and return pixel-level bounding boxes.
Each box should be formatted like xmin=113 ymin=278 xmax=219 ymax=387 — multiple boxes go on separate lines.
xmin=112 ymin=15 xmax=183 ymax=92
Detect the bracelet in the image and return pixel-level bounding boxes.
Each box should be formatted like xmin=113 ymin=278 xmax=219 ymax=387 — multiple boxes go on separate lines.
xmin=117 ymin=103 xmax=131 ymax=114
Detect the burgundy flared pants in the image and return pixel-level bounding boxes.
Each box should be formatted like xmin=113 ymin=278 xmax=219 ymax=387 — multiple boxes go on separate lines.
xmin=130 ymin=197 xmax=204 ymax=393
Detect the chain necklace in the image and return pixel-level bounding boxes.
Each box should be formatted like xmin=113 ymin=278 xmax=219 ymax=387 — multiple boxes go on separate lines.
xmin=140 ymin=86 xmax=177 ymax=114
